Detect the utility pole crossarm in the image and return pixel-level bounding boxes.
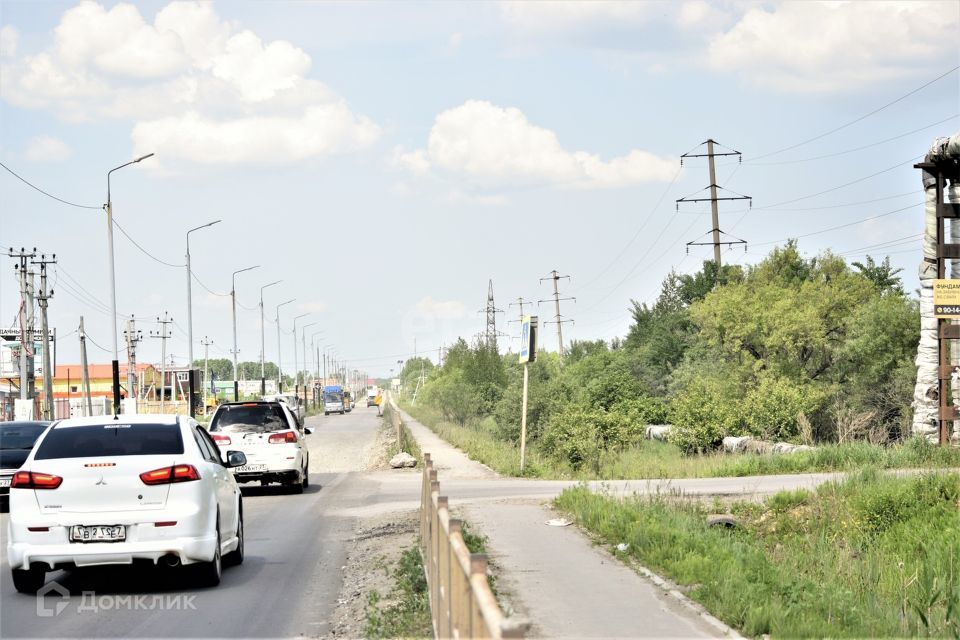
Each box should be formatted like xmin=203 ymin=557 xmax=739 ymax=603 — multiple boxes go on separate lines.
xmin=539 ymin=270 xmax=574 ymax=357
xmin=676 ymin=139 xmax=751 ymax=270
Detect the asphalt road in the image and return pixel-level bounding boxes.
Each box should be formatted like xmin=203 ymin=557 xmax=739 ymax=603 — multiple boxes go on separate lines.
xmin=0 ymin=406 xmax=384 ymax=639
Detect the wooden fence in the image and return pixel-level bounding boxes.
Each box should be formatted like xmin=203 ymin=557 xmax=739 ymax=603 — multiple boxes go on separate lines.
xmin=420 ymin=453 xmax=526 ymax=639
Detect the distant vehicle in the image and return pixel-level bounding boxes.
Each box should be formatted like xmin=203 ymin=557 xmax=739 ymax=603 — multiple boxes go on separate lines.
xmin=343 ymin=391 xmax=353 ymax=413
xmin=0 ymin=421 xmax=51 ymax=508
xmin=7 ymin=414 xmax=246 ymax=593
xmin=323 ymin=385 xmax=344 ymax=416
xmin=367 ymin=388 xmax=378 ymax=407
xmin=209 ymin=401 xmax=311 ymax=493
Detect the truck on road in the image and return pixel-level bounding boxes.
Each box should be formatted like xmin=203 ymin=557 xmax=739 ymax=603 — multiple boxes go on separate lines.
xmin=323 ymin=385 xmax=345 ymax=415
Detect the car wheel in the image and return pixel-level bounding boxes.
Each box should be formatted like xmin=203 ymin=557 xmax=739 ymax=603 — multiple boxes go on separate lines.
xmin=287 ymin=473 xmax=304 ymax=495
xmin=302 ymin=465 xmax=309 ymax=489
xmin=12 ymin=566 xmax=45 ymax=594
xmin=195 ymin=517 xmax=222 ymax=587
xmin=224 ymin=508 xmax=244 ymax=567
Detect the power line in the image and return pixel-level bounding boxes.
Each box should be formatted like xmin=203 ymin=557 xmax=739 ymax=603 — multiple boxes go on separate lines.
xmin=574 ymin=166 xmax=682 ymax=292
xmin=759 ymin=155 xmax=923 ymax=209
xmin=752 ymin=202 xmax=920 ymax=248
xmin=747 ymin=114 xmax=959 ymax=166
xmin=0 ymin=160 xmax=100 ymax=209
xmin=747 ymin=65 xmax=959 ymax=162
xmin=112 ymin=218 xmax=184 ymax=268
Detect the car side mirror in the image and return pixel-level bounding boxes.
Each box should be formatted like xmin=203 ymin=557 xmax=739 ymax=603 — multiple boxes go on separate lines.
xmin=304 ymin=427 xmax=314 ymax=435
xmin=225 ymin=450 xmax=247 ymax=468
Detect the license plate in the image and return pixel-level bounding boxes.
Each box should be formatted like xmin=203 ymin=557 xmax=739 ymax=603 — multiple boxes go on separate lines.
xmin=0 ymin=477 xmax=10 ymax=488
xmin=236 ymin=464 xmax=266 ymax=473
xmin=71 ymin=525 xmax=125 ymax=542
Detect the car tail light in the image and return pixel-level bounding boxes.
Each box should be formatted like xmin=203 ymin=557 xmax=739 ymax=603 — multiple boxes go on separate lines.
xmin=140 ymin=465 xmax=201 ymax=485
xmin=11 ymin=471 xmax=63 ymax=490
xmin=268 ymin=432 xmax=297 ymax=444
xmin=211 ymin=434 xmax=231 ymax=446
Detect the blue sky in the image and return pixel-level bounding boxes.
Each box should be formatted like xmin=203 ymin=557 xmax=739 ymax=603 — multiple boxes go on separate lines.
xmin=1 ymin=0 xmax=958 ymax=377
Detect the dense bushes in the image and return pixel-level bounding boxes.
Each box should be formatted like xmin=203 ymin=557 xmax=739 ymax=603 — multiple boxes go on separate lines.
xmin=407 ymin=241 xmax=919 ymax=460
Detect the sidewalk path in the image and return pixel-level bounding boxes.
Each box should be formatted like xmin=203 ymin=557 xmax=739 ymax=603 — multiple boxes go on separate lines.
xmin=395 ymin=406 xmax=733 ymax=639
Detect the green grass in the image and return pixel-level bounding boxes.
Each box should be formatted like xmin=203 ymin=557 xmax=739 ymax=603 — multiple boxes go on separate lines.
xmin=364 ymin=526 xmax=497 ymax=639
xmin=404 ymin=402 xmax=960 ymax=480
xmin=555 ymin=470 xmax=960 ymax=638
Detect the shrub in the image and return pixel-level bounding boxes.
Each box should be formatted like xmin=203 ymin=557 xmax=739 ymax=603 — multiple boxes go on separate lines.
xmin=541 ymin=404 xmax=630 ymax=471
xmin=742 ymin=374 xmax=826 ymax=441
xmin=667 ymin=378 xmax=742 ymax=452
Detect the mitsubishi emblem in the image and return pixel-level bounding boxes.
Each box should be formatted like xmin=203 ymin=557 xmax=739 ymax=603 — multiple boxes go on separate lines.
xmin=95 ymin=475 xmax=106 ymax=486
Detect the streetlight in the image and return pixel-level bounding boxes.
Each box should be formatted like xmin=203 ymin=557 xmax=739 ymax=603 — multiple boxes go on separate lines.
xmin=275 ymin=299 xmax=296 ymax=391
xmin=105 ymin=152 xmax=154 ymax=415
xmin=231 ymin=264 xmax=260 ymax=401
xmin=310 ymin=331 xmax=324 ymax=379
xmin=259 ymin=280 xmax=282 ymax=395
xmin=291 ymin=313 xmax=309 ymax=395
xmin=300 ymin=322 xmax=319 ymax=389
xmin=186 ymin=219 xmax=220 ymax=417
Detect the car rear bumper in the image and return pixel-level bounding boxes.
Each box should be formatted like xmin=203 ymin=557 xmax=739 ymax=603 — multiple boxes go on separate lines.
xmin=8 ymin=534 xmax=219 ymax=570
xmin=233 ymin=469 xmax=299 ymax=485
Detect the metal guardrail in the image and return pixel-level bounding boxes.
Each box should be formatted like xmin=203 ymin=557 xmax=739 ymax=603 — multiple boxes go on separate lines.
xmin=420 ymin=453 xmax=526 ymax=639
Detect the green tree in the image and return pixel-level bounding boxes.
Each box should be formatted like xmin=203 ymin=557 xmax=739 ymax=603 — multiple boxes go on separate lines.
xmin=852 ymin=255 xmax=904 ymax=296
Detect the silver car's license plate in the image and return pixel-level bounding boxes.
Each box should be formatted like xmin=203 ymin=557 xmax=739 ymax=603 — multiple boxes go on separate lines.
xmin=0 ymin=477 xmax=11 ymax=488
xmin=71 ymin=525 xmax=125 ymax=542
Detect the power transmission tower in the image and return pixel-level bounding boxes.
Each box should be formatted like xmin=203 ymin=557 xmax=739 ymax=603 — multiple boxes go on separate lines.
xmin=677 ymin=139 xmax=752 ymax=269
xmin=32 ymin=254 xmax=56 ymax=419
xmin=78 ymin=316 xmax=93 ymax=416
xmin=150 ymin=312 xmax=173 ymax=412
xmin=124 ymin=316 xmax=143 ymax=401
xmin=7 ymin=248 xmax=37 ymax=412
xmin=478 ymin=279 xmax=507 ymax=351
xmin=539 ymin=270 xmax=575 ymax=357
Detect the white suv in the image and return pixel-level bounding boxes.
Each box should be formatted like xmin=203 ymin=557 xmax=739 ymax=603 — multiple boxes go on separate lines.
xmin=208 ymin=402 xmax=311 ymax=493
xmin=7 ymin=414 xmax=246 ymax=593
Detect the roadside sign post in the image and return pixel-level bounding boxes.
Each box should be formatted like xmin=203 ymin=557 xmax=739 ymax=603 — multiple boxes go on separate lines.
xmin=518 ymin=315 xmax=538 ymax=474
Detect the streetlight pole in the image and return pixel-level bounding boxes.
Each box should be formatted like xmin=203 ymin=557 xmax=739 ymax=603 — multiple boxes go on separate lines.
xmin=105 ymin=152 xmax=154 ymax=415
xmin=186 ymin=219 xmax=220 ymax=417
xmin=231 ymin=265 xmax=260 ymax=401
xmin=311 ymin=331 xmax=324 ymax=380
xmin=259 ymin=280 xmax=281 ymax=395
xmin=291 ymin=313 xmax=309 ymax=397
xmin=275 ymin=299 xmax=295 ymax=391
xmin=300 ymin=322 xmax=319 ymax=389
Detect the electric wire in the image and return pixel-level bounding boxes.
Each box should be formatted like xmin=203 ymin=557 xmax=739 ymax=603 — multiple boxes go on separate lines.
xmin=746 ymin=65 xmax=960 ymax=162
xmin=751 ymin=202 xmax=920 ymax=247
xmin=746 ymin=114 xmax=959 ymax=166
xmin=0 ymin=160 xmax=101 ymax=209
xmin=112 ymin=218 xmax=184 ymax=268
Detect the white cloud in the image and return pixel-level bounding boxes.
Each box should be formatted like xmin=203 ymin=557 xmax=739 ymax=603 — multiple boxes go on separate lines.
xmin=25 ymin=135 xmax=73 ymax=162
xmin=0 ymin=25 xmax=19 ymax=57
xmin=1 ymin=1 xmax=379 ymax=165
xmin=132 ymin=104 xmax=379 ymax=165
xmin=397 ymin=100 xmax=675 ymax=189
xmin=499 ymin=1 xmax=660 ymax=33
xmin=709 ymin=1 xmax=960 ymax=92
xmin=448 ymin=32 xmax=463 ymax=50
xmin=415 ymin=297 xmax=466 ymax=320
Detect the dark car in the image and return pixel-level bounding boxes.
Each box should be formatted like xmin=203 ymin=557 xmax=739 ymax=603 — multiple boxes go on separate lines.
xmin=0 ymin=420 xmax=51 ymax=507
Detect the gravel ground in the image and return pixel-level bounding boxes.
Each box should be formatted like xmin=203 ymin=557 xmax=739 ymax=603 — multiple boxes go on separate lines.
xmin=321 ymin=415 xmax=423 ymax=639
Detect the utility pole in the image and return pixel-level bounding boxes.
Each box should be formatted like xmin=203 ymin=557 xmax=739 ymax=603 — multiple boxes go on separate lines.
xmin=151 ymin=312 xmax=172 ymax=413
xmin=8 ymin=248 xmax=37 ymax=414
xmin=32 ymin=254 xmax=56 ymax=420
xmin=201 ymin=336 xmax=213 ymax=415
xmin=123 ymin=316 xmax=142 ymax=403
xmin=539 ymin=270 xmax=575 ymax=357
xmin=677 ymin=139 xmax=751 ymax=270
xmin=275 ymin=298 xmax=296 ymax=392
xmin=79 ymin=316 xmax=92 ymax=417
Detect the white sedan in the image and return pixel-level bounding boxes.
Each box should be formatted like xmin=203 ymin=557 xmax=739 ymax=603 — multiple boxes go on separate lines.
xmin=208 ymin=401 xmax=311 ymax=493
xmin=6 ymin=414 xmax=246 ymax=593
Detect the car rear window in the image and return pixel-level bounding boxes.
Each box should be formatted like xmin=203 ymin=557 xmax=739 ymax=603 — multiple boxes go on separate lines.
xmin=33 ymin=424 xmax=184 ymax=460
xmin=0 ymin=423 xmax=49 ymax=450
xmin=210 ymin=404 xmax=289 ymax=433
